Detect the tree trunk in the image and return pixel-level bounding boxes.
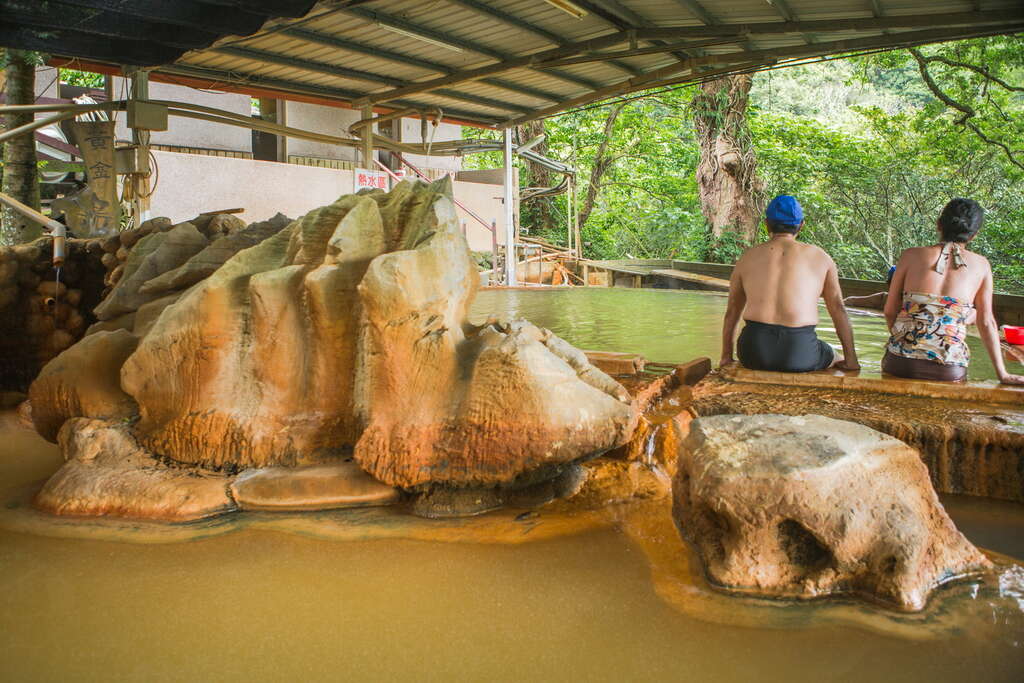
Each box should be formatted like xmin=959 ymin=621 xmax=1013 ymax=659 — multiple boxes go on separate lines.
xmin=578 ymin=101 xmax=626 ymax=231
xmin=515 ymin=118 xmax=554 ymax=230
xmin=692 ymin=74 xmax=764 ymax=256
xmin=1 ymin=50 xmax=41 ymax=245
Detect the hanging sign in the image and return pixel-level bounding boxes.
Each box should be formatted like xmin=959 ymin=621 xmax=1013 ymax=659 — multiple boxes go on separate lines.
xmin=68 ymin=120 xmax=119 ymax=236
xmin=354 ymin=168 xmax=390 ymax=192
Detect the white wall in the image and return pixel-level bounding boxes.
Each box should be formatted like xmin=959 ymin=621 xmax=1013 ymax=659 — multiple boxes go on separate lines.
xmin=283 ymin=102 xmax=362 ymax=162
xmin=400 ymin=118 xmax=463 ymax=172
xmin=149 ymin=151 xmax=508 ymax=250
xmin=110 ymin=77 xmax=251 ymax=152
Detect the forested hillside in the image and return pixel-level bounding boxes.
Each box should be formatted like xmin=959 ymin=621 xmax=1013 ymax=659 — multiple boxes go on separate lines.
xmin=472 ymin=36 xmax=1024 ymax=294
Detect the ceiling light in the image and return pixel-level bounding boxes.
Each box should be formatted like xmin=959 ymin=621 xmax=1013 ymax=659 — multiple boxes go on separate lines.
xmin=543 ymin=0 xmax=588 ymax=19
xmin=376 ymin=22 xmax=465 ymax=52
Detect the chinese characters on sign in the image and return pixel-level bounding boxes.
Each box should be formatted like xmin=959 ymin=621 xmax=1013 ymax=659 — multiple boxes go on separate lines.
xmin=68 ymin=121 xmax=119 ymax=236
xmin=354 ymin=168 xmax=390 ymax=192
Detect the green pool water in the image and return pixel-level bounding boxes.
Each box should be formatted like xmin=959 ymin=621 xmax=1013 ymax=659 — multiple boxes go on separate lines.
xmin=471 ymin=287 xmax=1001 ymax=380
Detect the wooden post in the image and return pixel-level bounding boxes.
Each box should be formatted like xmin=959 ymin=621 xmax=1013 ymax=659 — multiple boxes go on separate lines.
xmin=583 ymin=263 xmax=590 ymax=286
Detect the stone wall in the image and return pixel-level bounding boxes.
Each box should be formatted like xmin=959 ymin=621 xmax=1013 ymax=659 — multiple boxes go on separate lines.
xmin=0 ymin=239 xmax=105 ymax=391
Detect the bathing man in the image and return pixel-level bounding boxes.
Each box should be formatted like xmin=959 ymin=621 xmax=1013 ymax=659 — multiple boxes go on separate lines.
xmin=719 ymin=195 xmax=860 ymax=372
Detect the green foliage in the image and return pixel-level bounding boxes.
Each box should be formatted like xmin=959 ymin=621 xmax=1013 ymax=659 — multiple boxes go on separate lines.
xmin=59 ymin=68 xmax=104 ymax=88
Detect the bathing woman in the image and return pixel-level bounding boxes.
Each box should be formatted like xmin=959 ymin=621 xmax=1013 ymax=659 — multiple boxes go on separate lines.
xmin=721 ymin=195 xmax=860 ymax=373
xmin=882 ymin=198 xmax=1024 ymax=385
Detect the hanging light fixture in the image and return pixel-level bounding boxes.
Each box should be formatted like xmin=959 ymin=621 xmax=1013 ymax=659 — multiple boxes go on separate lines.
xmin=543 ymin=0 xmax=588 ymax=19
xmin=375 ymin=21 xmax=465 ymax=52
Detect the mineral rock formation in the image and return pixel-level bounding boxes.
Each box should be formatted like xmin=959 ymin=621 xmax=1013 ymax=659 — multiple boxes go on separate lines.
xmin=672 ymin=414 xmax=992 ymax=611
xmin=36 ymin=418 xmax=235 ymax=521
xmin=230 ymin=463 xmax=400 ymax=511
xmin=31 ymin=179 xmax=637 ymax=520
xmin=93 ymin=222 xmax=209 ymax=320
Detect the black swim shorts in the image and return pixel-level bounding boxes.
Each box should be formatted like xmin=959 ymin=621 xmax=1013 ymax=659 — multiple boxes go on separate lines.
xmin=737 ymin=319 xmax=835 ymax=373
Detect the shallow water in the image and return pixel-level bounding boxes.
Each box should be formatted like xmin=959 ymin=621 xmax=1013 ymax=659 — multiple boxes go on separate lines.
xmin=1 ymin=407 xmax=1023 ymax=682
xmin=470 ymin=288 xmax=1000 ymax=380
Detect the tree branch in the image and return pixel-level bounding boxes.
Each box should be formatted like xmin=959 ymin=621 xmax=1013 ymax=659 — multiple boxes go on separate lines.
xmin=909 ymin=48 xmax=1024 ymax=171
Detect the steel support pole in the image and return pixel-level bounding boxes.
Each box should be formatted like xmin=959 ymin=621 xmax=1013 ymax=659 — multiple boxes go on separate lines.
xmin=128 ymin=69 xmax=151 ymax=225
xmin=360 ymin=104 xmax=374 ymax=168
xmin=503 ymin=128 xmax=516 ymax=286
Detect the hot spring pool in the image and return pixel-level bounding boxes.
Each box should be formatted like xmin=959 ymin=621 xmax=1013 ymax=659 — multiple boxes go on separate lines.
xmin=469 ymin=287 xmax=1001 ymax=380
xmin=1 ymin=289 xmax=1021 ymax=682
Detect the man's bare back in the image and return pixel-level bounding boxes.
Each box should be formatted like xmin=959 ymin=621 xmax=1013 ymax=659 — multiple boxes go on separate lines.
xmin=720 ymin=195 xmax=859 ymax=373
xmin=734 ymin=237 xmax=834 ymax=327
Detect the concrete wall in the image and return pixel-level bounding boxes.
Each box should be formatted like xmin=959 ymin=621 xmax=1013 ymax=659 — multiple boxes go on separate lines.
xmin=283 ymin=102 xmax=362 ymax=162
xmin=110 ymin=77 xmax=251 ymax=152
xmin=149 ymin=151 xmax=508 ymax=251
xmin=400 ymin=118 xmax=463 ymax=172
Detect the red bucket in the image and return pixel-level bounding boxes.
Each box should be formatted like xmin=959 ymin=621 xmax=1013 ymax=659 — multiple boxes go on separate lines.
xmin=1005 ymin=326 xmax=1024 ymax=345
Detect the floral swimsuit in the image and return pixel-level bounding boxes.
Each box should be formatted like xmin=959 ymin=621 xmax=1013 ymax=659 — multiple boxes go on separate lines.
xmin=886 ymin=292 xmax=973 ymax=367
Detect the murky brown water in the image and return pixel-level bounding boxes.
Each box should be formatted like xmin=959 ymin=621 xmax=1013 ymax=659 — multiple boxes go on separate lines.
xmin=470 ymin=288 xmax=1002 ymax=380
xmin=2 ymin=406 xmax=1023 ymax=682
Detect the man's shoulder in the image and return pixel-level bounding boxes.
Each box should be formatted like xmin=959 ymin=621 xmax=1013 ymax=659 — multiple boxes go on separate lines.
xmin=794 ymin=240 xmax=834 ymax=265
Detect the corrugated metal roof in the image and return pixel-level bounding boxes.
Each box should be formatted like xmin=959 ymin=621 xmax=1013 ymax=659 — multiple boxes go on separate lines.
xmin=7 ymin=0 xmax=1023 ymax=127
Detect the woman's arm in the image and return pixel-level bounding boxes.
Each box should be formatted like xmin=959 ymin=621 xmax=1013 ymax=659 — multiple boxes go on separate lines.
xmin=974 ymin=264 xmax=1024 ymax=385
xmin=884 ymin=253 xmax=909 ymax=331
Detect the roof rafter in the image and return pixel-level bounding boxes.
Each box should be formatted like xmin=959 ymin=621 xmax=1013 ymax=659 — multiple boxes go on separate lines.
xmin=161 ymin=62 xmax=504 ymax=126
xmin=447 ymin=0 xmax=642 ymax=76
xmin=276 ymin=28 xmax=564 ymax=102
xmin=354 ymin=32 xmax=628 ymax=106
xmin=206 ymin=46 xmax=535 ymax=113
xmin=342 ymin=5 xmax=602 ymax=91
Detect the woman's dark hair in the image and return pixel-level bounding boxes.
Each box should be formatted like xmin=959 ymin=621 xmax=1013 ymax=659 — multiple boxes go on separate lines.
xmin=938 ymin=198 xmax=984 ymax=243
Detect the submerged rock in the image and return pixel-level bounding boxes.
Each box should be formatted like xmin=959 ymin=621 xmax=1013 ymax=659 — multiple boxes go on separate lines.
xmin=36 ymin=419 xmax=235 ymax=522
xmin=672 ymin=414 xmax=992 ymax=611
xmin=231 ymin=462 xmax=400 ymax=511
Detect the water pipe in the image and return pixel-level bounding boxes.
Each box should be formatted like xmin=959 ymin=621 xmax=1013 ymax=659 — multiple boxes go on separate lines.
xmin=0 ymin=190 xmax=67 ymax=266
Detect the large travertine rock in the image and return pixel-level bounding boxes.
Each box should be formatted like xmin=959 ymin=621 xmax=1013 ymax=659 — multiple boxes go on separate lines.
xmin=35 ymin=418 xmax=235 ymax=521
xmin=29 ymin=329 xmax=139 ymax=441
xmin=672 ymin=414 xmax=992 ymax=611
xmin=114 ymin=179 xmax=636 ymax=484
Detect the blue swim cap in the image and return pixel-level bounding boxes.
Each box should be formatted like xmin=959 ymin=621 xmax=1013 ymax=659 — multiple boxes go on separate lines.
xmin=765 ymin=195 xmax=804 ymax=225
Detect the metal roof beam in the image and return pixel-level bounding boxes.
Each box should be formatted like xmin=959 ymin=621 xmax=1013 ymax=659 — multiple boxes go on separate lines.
xmin=447 ymin=0 xmax=642 ymax=76
xmin=354 ymin=32 xmax=629 ymax=106
xmin=343 ymin=6 xmax=602 ymax=91
xmin=207 ymin=46 xmax=534 ymax=114
xmin=636 ymin=10 xmax=1024 ymax=39
xmin=277 ymin=28 xmax=565 ymax=102
xmin=158 ymin=63 xmax=503 ymax=126
xmin=670 ymin=0 xmax=718 ymax=26
xmin=50 ymin=0 xmax=272 ymax=36
xmin=766 ymin=0 xmax=816 ymax=44
xmin=509 ymin=22 xmax=1024 ymax=126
